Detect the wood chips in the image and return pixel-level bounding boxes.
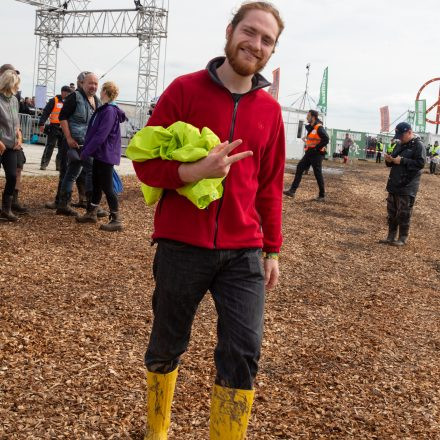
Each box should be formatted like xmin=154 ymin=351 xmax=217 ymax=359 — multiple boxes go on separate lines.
xmin=1 ymin=161 xmax=439 ymax=439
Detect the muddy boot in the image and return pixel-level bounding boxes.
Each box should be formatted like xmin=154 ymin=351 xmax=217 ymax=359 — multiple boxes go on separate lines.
xmin=72 ymin=180 xmax=87 ymax=208
xmin=76 ymin=205 xmax=98 ymax=223
xmin=1 ymin=195 xmax=19 ymax=222
xmin=100 ymin=212 xmax=123 ymax=232
xmin=45 ymin=201 xmax=58 ymax=209
xmin=56 ymin=192 xmax=78 ymax=217
xmin=97 ymin=206 xmax=108 ymax=218
xmin=391 ymin=225 xmax=409 ymax=246
xmin=379 ymin=225 xmax=397 ymax=244
xmin=283 ymin=189 xmax=295 ymax=198
xmin=12 ymin=190 xmax=29 ymax=214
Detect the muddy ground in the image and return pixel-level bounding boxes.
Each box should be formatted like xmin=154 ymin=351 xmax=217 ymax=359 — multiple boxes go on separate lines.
xmin=1 ymin=161 xmax=439 ymax=439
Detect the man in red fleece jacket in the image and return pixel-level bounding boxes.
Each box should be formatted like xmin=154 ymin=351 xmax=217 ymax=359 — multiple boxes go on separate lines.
xmin=133 ymin=3 xmax=285 ymax=438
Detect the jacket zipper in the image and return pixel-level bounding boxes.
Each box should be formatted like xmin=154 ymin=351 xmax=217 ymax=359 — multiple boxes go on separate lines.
xmin=213 ymin=96 xmax=241 ymax=247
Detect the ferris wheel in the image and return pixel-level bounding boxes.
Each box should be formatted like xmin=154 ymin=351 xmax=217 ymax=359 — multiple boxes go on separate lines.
xmin=416 ymin=78 xmax=440 ymax=125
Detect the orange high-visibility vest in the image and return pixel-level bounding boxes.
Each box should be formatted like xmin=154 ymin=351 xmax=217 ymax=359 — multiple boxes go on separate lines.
xmin=49 ymin=96 xmax=63 ymax=124
xmin=305 ymin=123 xmax=322 ymax=151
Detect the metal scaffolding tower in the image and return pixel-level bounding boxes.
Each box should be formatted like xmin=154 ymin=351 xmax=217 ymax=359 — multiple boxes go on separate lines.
xmin=16 ymin=0 xmax=168 ymax=128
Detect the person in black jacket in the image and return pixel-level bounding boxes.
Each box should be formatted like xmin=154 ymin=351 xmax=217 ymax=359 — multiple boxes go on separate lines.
xmin=38 ymin=85 xmax=71 ymax=170
xmin=284 ymin=109 xmax=329 ymax=200
xmin=379 ymin=122 xmax=426 ymax=246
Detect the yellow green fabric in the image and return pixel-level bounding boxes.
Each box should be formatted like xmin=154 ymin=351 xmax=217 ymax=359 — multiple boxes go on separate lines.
xmin=209 ymin=384 xmax=255 ymax=440
xmin=126 ymin=121 xmax=223 ymax=209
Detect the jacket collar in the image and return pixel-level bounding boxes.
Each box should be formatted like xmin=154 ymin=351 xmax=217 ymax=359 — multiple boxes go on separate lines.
xmin=206 ymin=56 xmax=271 ymax=94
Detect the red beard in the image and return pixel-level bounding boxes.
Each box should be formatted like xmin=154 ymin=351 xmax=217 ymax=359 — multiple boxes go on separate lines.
xmin=224 ymin=36 xmax=267 ymax=77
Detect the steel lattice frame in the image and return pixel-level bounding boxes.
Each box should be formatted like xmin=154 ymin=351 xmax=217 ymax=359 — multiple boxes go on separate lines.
xmin=18 ymin=0 xmax=167 ymax=128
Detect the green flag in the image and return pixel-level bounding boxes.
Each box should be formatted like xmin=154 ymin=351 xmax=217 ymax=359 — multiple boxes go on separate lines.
xmin=415 ymin=100 xmax=426 ymax=132
xmin=318 ymin=67 xmax=328 ymax=114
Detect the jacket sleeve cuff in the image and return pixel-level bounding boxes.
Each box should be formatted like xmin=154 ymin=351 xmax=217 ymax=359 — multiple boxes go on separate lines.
xmin=262 ymin=245 xmax=281 ymax=253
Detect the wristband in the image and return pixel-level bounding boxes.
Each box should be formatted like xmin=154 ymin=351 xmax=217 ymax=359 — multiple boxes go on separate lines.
xmin=263 ymin=252 xmax=279 ymax=260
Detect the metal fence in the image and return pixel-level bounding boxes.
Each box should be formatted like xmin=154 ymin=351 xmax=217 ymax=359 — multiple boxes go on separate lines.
xmin=18 ymin=113 xmax=47 ymax=144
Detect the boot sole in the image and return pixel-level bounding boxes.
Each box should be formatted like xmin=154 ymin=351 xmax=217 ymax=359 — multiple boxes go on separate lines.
xmin=75 ymin=218 xmax=98 ymax=223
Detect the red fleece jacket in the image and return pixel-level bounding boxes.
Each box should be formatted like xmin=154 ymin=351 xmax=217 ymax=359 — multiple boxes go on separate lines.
xmin=132 ymin=59 xmax=285 ymax=253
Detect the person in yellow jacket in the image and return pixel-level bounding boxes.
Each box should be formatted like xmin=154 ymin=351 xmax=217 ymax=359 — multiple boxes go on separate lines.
xmin=376 ymin=138 xmax=384 ymax=163
xmin=429 ymin=141 xmax=439 ymax=174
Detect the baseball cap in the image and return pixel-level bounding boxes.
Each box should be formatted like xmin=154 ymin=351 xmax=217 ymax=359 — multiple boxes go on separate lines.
xmin=394 ymin=122 xmax=412 ymax=139
xmin=61 ymin=85 xmax=71 ymax=92
xmin=0 ymin=64 xmax=20 ymax=75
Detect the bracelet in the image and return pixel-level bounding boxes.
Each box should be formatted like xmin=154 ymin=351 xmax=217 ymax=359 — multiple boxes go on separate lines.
xmin=263 ymin=252 xmax=279 ymax=260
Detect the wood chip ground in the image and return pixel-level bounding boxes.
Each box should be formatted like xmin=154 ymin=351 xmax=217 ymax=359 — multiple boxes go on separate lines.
xmin=1 ymin=161 xmax=439 ymax=439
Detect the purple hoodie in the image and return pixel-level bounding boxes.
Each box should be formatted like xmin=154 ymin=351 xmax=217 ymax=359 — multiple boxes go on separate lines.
xmin=81 ymin=103 xmax=126 ymax=165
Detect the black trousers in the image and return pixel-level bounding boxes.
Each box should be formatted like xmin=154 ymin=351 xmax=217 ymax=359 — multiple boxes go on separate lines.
xmin=145 ymin=240 xmax=265 ymax=390
xmin=0 ymin=149 xmax=17 ymax=196
xmin=376 ymin=152 xmax=382 ymax=163
xmin=91 ymin=159 xmax=118 ymax=212
xmin=288 ymin=151 xmax=325 ymax=197
xmin=40 ymin=125 xmax=62 ymax=167
xmin=386 ymin=193 xmax=415 ymax=230
xmin=54 ymin=138 xmax=69 ymax=204
xmin=430 ymin=161 xmax=437 ymax=174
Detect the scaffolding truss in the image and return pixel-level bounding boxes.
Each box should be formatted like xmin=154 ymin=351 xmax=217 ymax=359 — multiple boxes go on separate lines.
xmin=18 ymin=0 xmax=168 ymax=128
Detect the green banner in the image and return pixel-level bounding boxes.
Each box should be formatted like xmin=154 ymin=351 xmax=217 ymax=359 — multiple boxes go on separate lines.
xmin=415 ymin=100 xmax=426 ymax=132
xmin=318 ymin=67 xmax=328 ymax=114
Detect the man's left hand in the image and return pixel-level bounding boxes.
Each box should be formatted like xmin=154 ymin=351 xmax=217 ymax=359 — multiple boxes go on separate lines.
xmin=393 ymin=156 xmax=401 ymax=164
xmin=264 ymin=258 xmax=279 ymax=290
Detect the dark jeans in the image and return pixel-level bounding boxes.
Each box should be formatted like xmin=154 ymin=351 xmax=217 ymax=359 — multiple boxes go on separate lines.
xmin=41 ymin=125 xmax=62 ymax=167
xmin=60 ymin=148 xmax=93 ymax=195
xmin=145 ymin=240 xmax=265 ymax=390
xmin=91 ymin=159 xmax=118 ymax=212
xmin=288 ymin=151 xmax=325 ymax=197
xmin=55 ymin=139 xmax=69 ymax=204
xmin=376 ymin=152 xmax=382 ymax=163
xmin=0 ymin=149 xmax=17 ymax=196
xmin=430 ymin=161 xmax=437 ymax=174
xmin=387 ymin=193 xmax=415 ymax=229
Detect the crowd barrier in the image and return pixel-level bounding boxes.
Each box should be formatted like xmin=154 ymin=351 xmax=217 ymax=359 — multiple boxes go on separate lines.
xmin=18 ymin=113 xmax=47 ymax=144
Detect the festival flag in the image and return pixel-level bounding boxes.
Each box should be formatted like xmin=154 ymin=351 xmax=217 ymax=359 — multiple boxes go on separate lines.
xmin=268 ymin=68 xmax=280 ymax=100
xmin=317 ymin=67 xmax=328 ymax=114
xmin=415 ymin=100 xmax=426 ymax=132
xmin=380 ymin=106 xmax=390 ymax=132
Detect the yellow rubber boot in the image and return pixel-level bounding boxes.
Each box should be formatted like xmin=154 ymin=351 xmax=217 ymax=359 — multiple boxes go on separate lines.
xmin=209 ymin=384 xmax=255 ymax=440
xmin=144 ymin=368 xmax=178 ymax=440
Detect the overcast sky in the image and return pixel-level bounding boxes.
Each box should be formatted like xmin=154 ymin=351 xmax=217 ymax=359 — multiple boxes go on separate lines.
xmin=1 ymin=0 xmax=439 ymax=133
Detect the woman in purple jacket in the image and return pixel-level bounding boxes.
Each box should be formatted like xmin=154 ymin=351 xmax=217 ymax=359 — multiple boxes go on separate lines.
xmin=77 ymin=81 xmax=126 ymax=231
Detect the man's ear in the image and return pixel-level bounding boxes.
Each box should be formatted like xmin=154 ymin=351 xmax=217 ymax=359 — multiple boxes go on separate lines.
xmin=226 ymin=23 xmax=233 ymax=39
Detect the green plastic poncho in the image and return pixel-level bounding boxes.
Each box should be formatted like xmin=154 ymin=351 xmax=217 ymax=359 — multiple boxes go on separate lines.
xmin=126 ymin=121 xmax=223 ymax=209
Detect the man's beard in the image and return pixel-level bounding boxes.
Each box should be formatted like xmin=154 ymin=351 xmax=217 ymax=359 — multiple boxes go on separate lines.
xmin=224 ymin=36 xmax=268 ymax=77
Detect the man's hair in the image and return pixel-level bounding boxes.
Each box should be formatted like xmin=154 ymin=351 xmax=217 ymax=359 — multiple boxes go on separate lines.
xmin=101 ymin=81 xmax=119 ymax=102
xmin=0 ymin=70 xmax=20 ymax=95
xmin=231 ymin=1 xmax=284 ymax=40
xmin=308 ymin=109 xmax=319 ymax=119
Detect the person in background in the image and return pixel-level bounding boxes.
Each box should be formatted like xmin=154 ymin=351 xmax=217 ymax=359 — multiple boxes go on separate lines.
xmin=38 ymin=85 xmax=71 ymax=171
xmin=379 ymin=122 xmax=425 ymax=246
xmin=0 ymin=64 xmax=28 ymax=215
xmin=57 ymin=72 xmax=103 ymax=217
xmin=429 ymin=141 xmax=439 ymax=174
xmin=376 ymin=137 xmax=384 ymax=163
xmin=0 ymin=69 xmax=23 ymax=221
xmin=78 ymin=81 xmax=126 ymax=231
xmin=284 ymin=109 xmax=329 ymax=201
xmin=341 ymin=133 xmax=353 ymax=164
